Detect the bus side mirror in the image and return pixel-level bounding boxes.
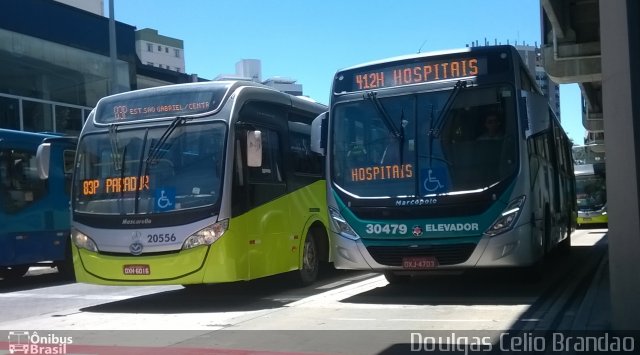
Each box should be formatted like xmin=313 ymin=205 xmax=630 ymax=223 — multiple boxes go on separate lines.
xmin=36 ymin=142 xmax=51 ymax=180
xmin=246 ymin=130 xmax=262 ymax=167
xmin=521 ymin=91 xmax=549 ymax=138
xmin=311 ymin=112 xmax=327 ymax=156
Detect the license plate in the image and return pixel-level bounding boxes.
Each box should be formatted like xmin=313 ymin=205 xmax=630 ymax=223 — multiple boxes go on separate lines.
xmin=402 ymin=256 xmax=439 ymax=269
xmin=582 ymin=217 xmax=592 ymax=221
xmin=123 ymin=264 xmax=150 ymax=275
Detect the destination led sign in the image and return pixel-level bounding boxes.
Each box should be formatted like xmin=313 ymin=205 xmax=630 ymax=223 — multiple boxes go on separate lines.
xmin=95 ymin=84 xmax=231 ymax=124
xmin=82 ymin=175 xmax=150 ymax=196
xmin=337 ymin=56 xmax=488 ymax=93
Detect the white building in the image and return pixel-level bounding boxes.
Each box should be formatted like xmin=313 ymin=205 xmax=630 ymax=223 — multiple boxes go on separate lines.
xmin=236 ymin=59 xmax=262 ymax=82
xmin=262 ymin=77 xmax=302 ymax=96
xmin=467 ymin=41 xmax=562 ymax=121
xmin=135 ymin=28 xmax=185 ymax=73
xmin=217 ymin=59 xmax=304 ymax=96
xmin=54 ymin=0 xmax=103 ymax=15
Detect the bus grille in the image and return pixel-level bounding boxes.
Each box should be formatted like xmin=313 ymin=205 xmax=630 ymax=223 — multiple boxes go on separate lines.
xmin=366 ymin=244 xmax=476 ymax=266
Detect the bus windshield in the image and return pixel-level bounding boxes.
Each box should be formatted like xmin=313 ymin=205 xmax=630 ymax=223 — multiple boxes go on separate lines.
xmin=331 ymin=84 xmax=518 ymax=197
xmin=576 ymin=174 xmax=606 ymax=210
xmin=74 ymin=121 xmax=226 ymax=215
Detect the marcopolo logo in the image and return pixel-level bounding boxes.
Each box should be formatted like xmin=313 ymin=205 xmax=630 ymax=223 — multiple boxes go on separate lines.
xmin=7 ymin=331 xmax=72 ymax=354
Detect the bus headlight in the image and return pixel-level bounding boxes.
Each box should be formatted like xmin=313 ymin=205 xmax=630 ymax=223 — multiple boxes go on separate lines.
xmin=484 ymin=196 xmax=526 ymax=237
xmin=329 ymin=206 xmax=360 ymax=240
xmin=182 ymin=219 xmax=228 ymax=250
xmin=71 ymin=228 xmax=99 ymax=252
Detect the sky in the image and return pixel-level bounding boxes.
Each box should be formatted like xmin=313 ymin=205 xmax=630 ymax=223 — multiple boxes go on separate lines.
xmin=106 ymin=0 xmax=585 ymax=143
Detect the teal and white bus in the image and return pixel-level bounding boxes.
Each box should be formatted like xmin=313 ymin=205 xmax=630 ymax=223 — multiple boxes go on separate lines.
xmin=311 ymin=45 xmax=576 ymax=282
xmin=69 ymin=80 xmax=331 ymax=286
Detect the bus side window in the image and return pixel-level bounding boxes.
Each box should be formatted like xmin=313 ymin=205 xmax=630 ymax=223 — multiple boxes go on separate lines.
xmin=63 ymin=149 xmax=75 ymax=194
xmin=247 ymin=129 xmax=282 ymax=183
xmin=1 ymin=149 xmax=47 ymax=213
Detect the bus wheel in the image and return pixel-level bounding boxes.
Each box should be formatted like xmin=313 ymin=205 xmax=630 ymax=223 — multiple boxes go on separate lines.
xmin=383 ymin=271 xmax=411 ymax=284
xmin=0 ymin=265 xmax=29 ymax=279
xmin=558 ymin=217 xmax=572 ymax=255
xmin=294 ymin=232 xmax=319 ymax=286
xmin=55 ymin=240 xmax=76 ymax=281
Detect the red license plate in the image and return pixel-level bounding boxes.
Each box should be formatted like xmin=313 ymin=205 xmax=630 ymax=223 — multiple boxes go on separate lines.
xmin=402 ymin=256 xmax=439 ymax=269
xmin=123 ymin=264 xmax=150 ymax=275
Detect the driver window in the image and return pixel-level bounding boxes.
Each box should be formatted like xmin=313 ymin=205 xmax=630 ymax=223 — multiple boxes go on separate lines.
xmin=0 ymin=149 xmax=47 ymax=213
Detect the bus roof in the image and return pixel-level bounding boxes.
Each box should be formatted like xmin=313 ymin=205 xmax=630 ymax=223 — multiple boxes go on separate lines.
xmin=94 ymin=80 xmax=325 ymax=124
xmin=336 ymin=45 xmax=518 ymax=73
xmin=0 ymin=129 xmax=63 ymax=142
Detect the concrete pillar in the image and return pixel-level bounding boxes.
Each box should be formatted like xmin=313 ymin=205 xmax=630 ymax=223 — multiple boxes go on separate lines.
xmin=600 ymin=0 xmax=640 ymax=330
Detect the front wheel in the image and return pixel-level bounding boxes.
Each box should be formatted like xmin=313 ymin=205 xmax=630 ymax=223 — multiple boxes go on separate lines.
xmin=55 ymin=240 xmax=76 ymax=281
xmin=383 ymin=271 xmax=412 ymax=284
xmin=293 ymin=232 xmax=319 ymax=286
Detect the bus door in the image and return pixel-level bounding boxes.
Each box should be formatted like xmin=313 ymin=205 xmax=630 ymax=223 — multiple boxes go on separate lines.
xmin=234 ymin=121 xmax=291 ymax=278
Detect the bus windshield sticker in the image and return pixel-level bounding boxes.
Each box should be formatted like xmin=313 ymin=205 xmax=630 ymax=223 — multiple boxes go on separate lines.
xmin=155 ymin=187 xmax=176 ymax=212
xmin=420 ymin=167 xmax=450 ymax=194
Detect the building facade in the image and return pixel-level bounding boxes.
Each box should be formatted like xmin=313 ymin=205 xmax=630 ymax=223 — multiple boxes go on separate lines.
xmin=217 ymin=59 xmax=305 ymax=96
xmin=54 ymin=0 xmax=103 ymax=16
xmin=467 ymin=41 xmax=562 ymax=122
xmin=135 ymin=28 xmax=185 ymax=73
xmin=0 ymin=0 xmax=198 ymax=136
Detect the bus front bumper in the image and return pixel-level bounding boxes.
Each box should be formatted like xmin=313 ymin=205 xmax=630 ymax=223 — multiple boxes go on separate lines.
xmin=72 ymin=243 xmax=246 ymax=286
xmin=331 ymin=223 xmax=538 ymax=271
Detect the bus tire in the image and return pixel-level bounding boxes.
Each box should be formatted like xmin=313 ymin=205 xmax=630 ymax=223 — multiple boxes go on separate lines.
xmin=383 ymin=271 xmax=411 ymax=284
xmin=0 ymin=265 xmax=29 ymax=279
xmin=558 ymin=216 xmax=572 ymax=255
xmin=55 ymin=239 xmax=76 ymax=281
xmin=294 ymin=231 xmax=319 ymax=286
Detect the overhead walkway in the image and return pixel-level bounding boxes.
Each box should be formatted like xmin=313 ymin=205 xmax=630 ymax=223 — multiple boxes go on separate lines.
xmin=540 ymin=0 xmax=640 ymax=330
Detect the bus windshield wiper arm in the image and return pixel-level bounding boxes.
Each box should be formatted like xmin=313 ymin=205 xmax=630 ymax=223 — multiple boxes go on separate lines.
xmin=108 ymin=124 xmax=122 ymax=171
xmin=366 ymin=91 xmax=403 ymax=140
xmin=134 ymin=129 xmax=149 ymax=214
xmin=118 ymin=145 xmax=128 ymax=214
xmin=433 ymin=80 xmax=466 ymax=138
xmin=146 ymin=116 xmax=187 ymax=165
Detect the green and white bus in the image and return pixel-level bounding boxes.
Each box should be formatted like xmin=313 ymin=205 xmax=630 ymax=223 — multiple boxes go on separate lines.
xmin=71 ymin=80 xmax=331 ymax=286
xmin=573 ymin=144 xmax=607 ymax=227
xmin=311 ymin=45 xmax=576 ymax=282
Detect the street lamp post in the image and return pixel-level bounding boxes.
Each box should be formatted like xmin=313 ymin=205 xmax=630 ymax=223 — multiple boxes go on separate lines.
xmin=108 ymin=0 xmax=118 ymax=95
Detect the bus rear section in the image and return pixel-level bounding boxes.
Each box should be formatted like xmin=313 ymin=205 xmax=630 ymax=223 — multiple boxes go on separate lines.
xmin=71 ymin=81 xmax=331 ymax=286
xmin=0 ymin=129 xmax=76 ymax=279
xmin=316 ymin=45 xmax=574 ymax=281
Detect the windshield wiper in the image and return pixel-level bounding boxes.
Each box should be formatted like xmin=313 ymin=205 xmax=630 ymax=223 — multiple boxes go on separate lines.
xmin=146 ymin=116 xmax=187 ymax=165
xmin=117 ymin=144 xmax=128 ymax=214
xmin=109 ymin=124 xmax=122 ymax=171
xmin=365 ymin=91 xmax=403 ymax=140
xmin=134 ymin=129 xmax=149 ymax=214
xmin=432 ymin=80 xmax=466 ymax=138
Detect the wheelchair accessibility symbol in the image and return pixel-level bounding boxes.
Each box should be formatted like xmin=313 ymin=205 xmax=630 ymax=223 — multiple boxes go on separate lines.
xmin=155 ymin=187 xmax=175 ymax=211
xmin=421 ymin=167 xmax=449 ymax=194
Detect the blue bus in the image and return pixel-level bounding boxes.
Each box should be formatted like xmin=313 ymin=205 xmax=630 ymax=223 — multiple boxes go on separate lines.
xmin=311 ymin=45 xmax=576 ymax=282
xmin=0 ymin=129 xmax=76 ymax=279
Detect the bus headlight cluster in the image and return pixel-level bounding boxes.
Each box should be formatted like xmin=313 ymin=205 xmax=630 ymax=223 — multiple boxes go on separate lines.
xmin=182 ymin=219 xmax=228 ymax=250
xmin=71 ymin=228 xmax=99 ymax=252
xmin=484 ymin=196 xmax=526 ymax=237
xmin=329 ymin=206 xmax=360 ymax=240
